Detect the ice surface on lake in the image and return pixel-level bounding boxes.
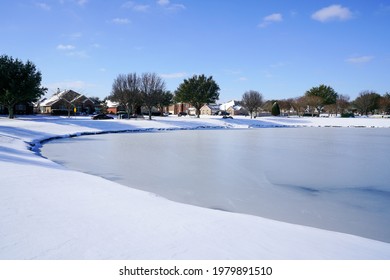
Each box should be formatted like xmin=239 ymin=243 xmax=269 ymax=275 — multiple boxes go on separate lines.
xmin=41 ymin=128 xmax=390 ymax=242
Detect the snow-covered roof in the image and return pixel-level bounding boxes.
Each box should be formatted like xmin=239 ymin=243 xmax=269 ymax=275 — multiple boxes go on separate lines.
xmin=220 ymin=100 xmax=240 ymax=110
xmin=40 ymin=90 xmax=83 ymax=106
xmin=201 ymin=104 xmax=220 ymax=110
xmin=106 ymin=99 xmax=120 ymax=108
xmin=39 ymin=93 xmax=62 ymax=107
xmin=40 ymin=90 xmax=90 ymax=107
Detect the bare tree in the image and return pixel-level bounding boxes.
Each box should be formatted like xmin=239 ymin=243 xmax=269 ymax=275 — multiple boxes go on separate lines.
xmin=109 ymin=73 xmax=141 ymax=118
xmin=303 ymin=95 xmax=322 ymax=116
xmin=380 ymin=93 xmax=390 ymax=115
xmin=140 ymin=73 xmax=166 ymax=120
xmin=125 ymin=73 xmax=142 ymax=116
xmin=353 ymin=90 xmax=381 ymax=116
xmin=290 ymin=97 xmax=305 ymax=116
xmin=278 ymin=99 xmax=292 ymax=115
xmin=336 ymin=94 xmax=350 ymax=115
xmin=241 ymin=90 xmax=263 ymax=118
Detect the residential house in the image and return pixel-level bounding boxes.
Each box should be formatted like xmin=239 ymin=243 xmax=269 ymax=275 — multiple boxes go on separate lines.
xmin=39 ymin=90 xmax=95 ymax=115
xmin=220 ymin=100 xmax=248 ymax=116
xmin=168 ymin=103 xmax=192 ymax=115
xmin=226 ymin=105 xmax=248 ymax=116
xmin=106 ymin=100 xmax=123 ymax=114
xmin=106 ymin=100 xmax=167 ymax=116
xmin=200 ymin=104 xmax=220 ymax=115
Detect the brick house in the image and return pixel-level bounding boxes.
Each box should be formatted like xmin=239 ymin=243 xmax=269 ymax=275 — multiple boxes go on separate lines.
xmin=168 ymin=103 xmax=192 ymax=115
xmin=39 ymin=90 xmax=95 ymax=115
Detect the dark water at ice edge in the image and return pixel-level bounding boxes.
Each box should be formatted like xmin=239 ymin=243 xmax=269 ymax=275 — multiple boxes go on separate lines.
xmin=41 ymin=127 xmax=390 ymax=243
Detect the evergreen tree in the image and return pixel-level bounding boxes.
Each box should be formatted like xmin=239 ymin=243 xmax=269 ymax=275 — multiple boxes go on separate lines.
xmin=175 ymin=74 xmax=220 ymax=118
xmin=0 ymin=55 xmax=46 ymax=118
xmin=140 ymin=73 xmax=166 ymax=120
xmin=109 ymin=73 xmax=142 ymax=118
xmin=241 ymin=90 xmax=263 ymax=118
xmin=271 ymin=102 xmax=280 ymax=116
xmin=305 ymin=84 xmax=338 ymax=115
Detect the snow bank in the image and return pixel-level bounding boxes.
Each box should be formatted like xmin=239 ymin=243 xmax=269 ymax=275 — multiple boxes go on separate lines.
xmin=1 ymin=115 xmax=390 ymax=259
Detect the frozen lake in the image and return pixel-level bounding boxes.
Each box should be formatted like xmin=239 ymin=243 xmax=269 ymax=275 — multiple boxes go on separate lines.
xmin=41 ymin=127 xmax=390 ymax=242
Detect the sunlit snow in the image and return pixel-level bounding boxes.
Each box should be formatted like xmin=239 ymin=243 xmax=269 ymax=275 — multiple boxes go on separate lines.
xmin=1 ymin=115 xmax=390 ymax=259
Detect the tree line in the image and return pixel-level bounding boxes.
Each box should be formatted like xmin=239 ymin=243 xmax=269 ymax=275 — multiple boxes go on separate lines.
xmin=265 ymin=87 xmax=390 ymax=117
xmin=110 ymin=73 xmax=390 ymax=118
xmin=1 ymin=54 xmax=389 ymax=119
xmin=109 ymin=72 xmax=220 ymax=119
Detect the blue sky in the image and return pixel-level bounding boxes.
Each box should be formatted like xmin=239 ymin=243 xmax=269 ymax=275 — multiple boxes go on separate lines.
xmin=1 ymin=0 xmax=389 ymax=102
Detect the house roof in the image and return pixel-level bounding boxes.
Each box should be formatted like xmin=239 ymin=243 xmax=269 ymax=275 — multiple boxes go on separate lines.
xmin=40 ymin=90 xmax=91 ymax=107
xmin=106 ymin=99 xmax=120 ymax=108
xmin=220 ymin=100 xmax=240 ymax=111
xmin=201 ymin=104 xmax=220 ymax=110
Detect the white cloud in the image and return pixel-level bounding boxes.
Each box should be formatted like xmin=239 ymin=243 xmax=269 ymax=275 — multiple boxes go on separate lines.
xmin=57 ymin=44 xmax=76 ymax=50
xmin=35 ymin=2 xmax=51 ymax=11
xmin=160 ymin=72 xmax=187 ymax=79
xmin=157 ymin=0 xmax=170 ymax=6
xmin=157 ymin=0 xmax=185 ymax=11
xmin=270 ymin=62 xmax=286 ymax=68
xmin=122 ymin=1 xmax=150 ymax=12
xmin=166 ymin=4 xmax=185 ymax=11
xmin=67 ymin=50 xmax=89 ymax=58
xmin=76 ymin=0 xmax=88 ymax=6
xmin=378 ymin=4 xmax=390 ymax=14
xmin=60 ymin=0 xmax=88 ymax=6
xmin=224 ymin=69 xmax=242 ymax=75
xmin=312 ymin=5 xmax=353 ymax=22
xmin=122 ymin=1 xmax=134 ymax=8
xmin=112 ymin=18 xmax=130 ymax=24
xmin=264 ymin=13 xmax=283 ymax=22
xmin=56 ymin=44 xmax=88 ymax=58
xmin=133 ymin=4 xmax=150 ymax=12
xmin=68 ymin=32 xmax=82 ymax=40
xmin=258 ymin=13 xmax=283 ymax=28
xmin=346 ymin=56 xmax=374 ymax=64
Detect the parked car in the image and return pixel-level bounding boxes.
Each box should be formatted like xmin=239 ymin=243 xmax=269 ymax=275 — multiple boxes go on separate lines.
xmin=222 ymin=115 xmax=233 ymax=119
xmin=178 ymin=112 xmax=187 ymax=117
xmin=116 ymin=111 xmax=127 ymax=119
xmin=91 ymin=114 xmax=114 ymax=120
xmin=216 ymin=110 xmax=230 ymax=116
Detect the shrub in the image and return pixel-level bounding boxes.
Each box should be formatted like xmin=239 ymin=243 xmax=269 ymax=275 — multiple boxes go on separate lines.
xmin=271 ymin=102 xmax=280 ymax=116
xmin=341 ymin=112 xmax=354 ymax=118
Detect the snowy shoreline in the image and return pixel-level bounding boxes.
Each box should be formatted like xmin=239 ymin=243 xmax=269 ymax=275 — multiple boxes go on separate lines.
xmin=1 ymin=115 xmax=390 ymax=259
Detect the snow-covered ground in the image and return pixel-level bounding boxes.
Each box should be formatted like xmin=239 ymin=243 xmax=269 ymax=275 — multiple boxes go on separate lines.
xmin=1 ymin=115 xmax=390 ymax=259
